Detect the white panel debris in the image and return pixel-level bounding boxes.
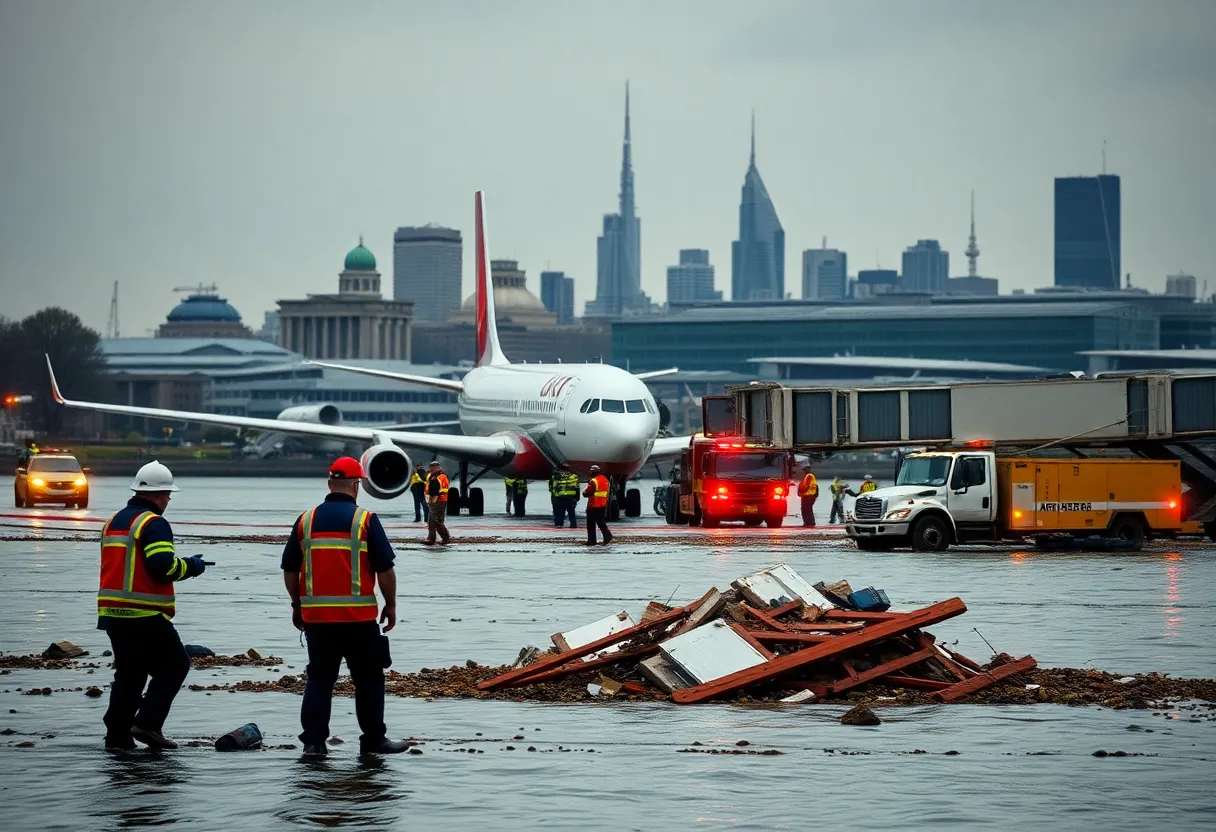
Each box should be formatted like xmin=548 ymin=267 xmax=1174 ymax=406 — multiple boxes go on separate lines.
xmin=660 ymin=620 xmax=768 ymax=684
xmin=734 ymin=563 xmax=822 ymax=610
xmin=552 ymin=611 xmax=636 ymax=660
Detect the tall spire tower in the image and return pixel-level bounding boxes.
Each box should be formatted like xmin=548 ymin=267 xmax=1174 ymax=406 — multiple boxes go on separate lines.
xmin=620 ymin=81 xmax=635 ymax=221
xmin=965 ymin=190 xmax=980 ymax=278
xmin=732 ymin=111 xmax=785 ymax=300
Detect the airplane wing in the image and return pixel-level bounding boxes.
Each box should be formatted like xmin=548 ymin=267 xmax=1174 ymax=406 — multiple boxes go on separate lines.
xmin=646 ymin=435 xmax=693 ymax=460
xmin=305 ymin=360 xmax=465 ymax=392
xmin=46 ymin=358 xmax=510 ymax=466
xmin=377 ymin=419 xmax=462 ymax=431
xmin=635 ymin=368 xmax=679 ymax=381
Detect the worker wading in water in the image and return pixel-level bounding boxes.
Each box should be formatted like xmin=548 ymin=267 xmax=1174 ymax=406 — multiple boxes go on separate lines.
xmin=425 ymin=460 xmax=452 ymax=545
xmin=281 ymin=456 xmax=409 ymax=756
xmin=98 ymin=461 xmax=206 ymax=750
xmin=583 ymin=465 xmax=613 ymax=545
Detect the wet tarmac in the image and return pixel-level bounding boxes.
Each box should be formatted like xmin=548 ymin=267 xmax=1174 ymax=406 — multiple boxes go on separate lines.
xmin=1 ymin=476 xmax=1213 ymax=829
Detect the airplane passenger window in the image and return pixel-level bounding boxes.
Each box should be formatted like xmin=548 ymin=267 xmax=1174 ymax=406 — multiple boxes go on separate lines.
xmin=626 ymin=400 xmax=646 ymax=413
xmin=602 ymin=400 xmax=625 ymax=413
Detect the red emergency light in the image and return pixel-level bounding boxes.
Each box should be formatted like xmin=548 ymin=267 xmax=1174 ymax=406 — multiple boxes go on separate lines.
xmin=962 ymin=440 xmax=994 ymax=449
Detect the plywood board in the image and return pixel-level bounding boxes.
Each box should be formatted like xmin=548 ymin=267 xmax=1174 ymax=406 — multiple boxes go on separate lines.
xmin=638 ymin=654 xmax=692 ymax=693
xmin=734 ymin=563 xmax=822 ymax=611
xmin=660 ymin=619 xmax=768 ymax=684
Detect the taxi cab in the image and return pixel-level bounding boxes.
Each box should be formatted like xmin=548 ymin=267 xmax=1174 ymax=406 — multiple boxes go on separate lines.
xmin=14 ymin=450 xmax=89 ymax=508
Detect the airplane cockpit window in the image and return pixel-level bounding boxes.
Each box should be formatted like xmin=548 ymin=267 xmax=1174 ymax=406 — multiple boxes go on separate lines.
xmin=581 ymin=399 xmax=600 ymax=413
xmin=643 ymin=400 xmax=655 ymax=414
xmin=602 ymin=399 xmax=625 ymax=413
xmin=626 ymin=399 xmax=646 ymax=413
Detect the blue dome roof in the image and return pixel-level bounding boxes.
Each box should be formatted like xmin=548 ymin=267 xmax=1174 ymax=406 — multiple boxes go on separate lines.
xmin=166 ymin=295 xmax=242 ymax=323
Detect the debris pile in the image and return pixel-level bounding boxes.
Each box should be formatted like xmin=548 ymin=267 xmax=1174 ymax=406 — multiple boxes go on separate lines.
xmin=476 ymin=564 xmax=1037 ymax=705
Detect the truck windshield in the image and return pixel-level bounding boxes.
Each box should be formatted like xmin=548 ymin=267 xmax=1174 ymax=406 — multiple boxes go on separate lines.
xmin=896 ymin=457 xmax=951 ymax=487
xmin=713 ymin=453 xmax=786 ymax=479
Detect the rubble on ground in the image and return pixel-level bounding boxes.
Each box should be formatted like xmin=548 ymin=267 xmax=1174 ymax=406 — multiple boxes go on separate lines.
xmin=0 ymin=651 xmax=282 ymax=670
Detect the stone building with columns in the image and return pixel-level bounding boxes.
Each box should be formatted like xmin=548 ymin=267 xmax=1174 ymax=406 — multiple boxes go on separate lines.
xmin=277 ymin=240 xmax=412 ymax=360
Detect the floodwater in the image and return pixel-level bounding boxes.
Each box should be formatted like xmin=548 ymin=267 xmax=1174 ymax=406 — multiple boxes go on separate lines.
xmin=1 ymin=476 xmax=1213 ymax=830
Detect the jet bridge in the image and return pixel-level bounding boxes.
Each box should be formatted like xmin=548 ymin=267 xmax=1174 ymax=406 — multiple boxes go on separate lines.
xmin=719 ymin=373 xmax=1216 ymax=526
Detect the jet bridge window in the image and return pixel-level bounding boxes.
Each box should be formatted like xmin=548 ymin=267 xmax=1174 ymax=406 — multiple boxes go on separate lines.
xmin=580 ymin=399 xmax=600 ymax=413
xmin=602 ymin=399 xmax=626 ymax=413
xmin=626 ymin=399 xmax=646 ymax=413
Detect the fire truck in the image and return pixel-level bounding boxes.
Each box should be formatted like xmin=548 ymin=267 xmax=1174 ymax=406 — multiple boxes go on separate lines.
xmin=662 ymin=396 xmax=794 ymax=528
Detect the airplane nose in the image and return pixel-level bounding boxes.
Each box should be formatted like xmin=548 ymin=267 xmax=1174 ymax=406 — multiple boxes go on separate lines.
xmin=598 ymin=418 xmax=655 ymax=462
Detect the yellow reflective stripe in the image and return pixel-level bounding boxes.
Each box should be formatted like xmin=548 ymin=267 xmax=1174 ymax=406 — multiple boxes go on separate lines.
xmin=143 ymin=543 xmax=174 ymax=556
xmin=98 ymin=608 xmax=159 ymax=619
xmin=350 ymin=508 xmax=368 ymax=596
xmin=300 ymin=596 xmax=378 ymax=607
xmin=594 ymin=491 xmax=608 ymax=498
xmin=302 ymin=509 xmax=316 ymax=597
xmin=126 ymin=512 xmax=156 ymax=592
xmin=98 ymin=590 xmax=176 ymax=606
xmin=169 ymin=558 xmax=188 ymax=580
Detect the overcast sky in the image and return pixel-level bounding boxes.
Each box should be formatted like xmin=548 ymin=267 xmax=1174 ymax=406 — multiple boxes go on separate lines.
xmin=2 ymin=0 xmax=1214 ymax=336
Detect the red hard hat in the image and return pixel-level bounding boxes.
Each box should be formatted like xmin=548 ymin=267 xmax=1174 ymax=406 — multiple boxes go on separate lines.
xmin=329 ymin=456 xmax=364 ymax=479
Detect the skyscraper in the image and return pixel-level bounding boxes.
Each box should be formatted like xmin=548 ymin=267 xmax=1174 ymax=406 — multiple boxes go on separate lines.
xmin=586 ymin=84 xmax=649 ymax=318
xmin=540 ymin=271 xmax=576 ymax=324
xmin=902 ymin=239 xmax=949 ymax=294
xmin=666 ymin=249 xmax=720 ymax=304
xmin=1054 ymin=174 xmax=1121 ymax=290
xmin=802 ymin=241 xmax=848 ymax=301
xmin=731 ymin=115 xmax=785 ymax=301
xmin=392 ymin=225 xmax=462 ymax=323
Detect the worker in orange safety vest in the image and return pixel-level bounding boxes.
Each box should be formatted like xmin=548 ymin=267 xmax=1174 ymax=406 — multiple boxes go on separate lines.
xmin=797 ymin=467 xmax=819 ymax=527
xmin=583 ymin=465 xmax=613 ymax=545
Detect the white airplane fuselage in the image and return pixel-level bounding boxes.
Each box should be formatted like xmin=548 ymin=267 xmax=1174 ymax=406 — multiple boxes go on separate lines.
xmin=457 ymin=362 xmax=660 ymax=479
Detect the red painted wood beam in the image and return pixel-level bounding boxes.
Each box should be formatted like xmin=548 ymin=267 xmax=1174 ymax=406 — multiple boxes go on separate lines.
xmin=517 ymin=644 xmax=661 ymax=685
xmin=672 ymin=598 xmax=968 ymax=704
xmin=827 ymin=646 xmax=938 ymax=695
xmin=932 ymin=655 xmax=1037 ymax=703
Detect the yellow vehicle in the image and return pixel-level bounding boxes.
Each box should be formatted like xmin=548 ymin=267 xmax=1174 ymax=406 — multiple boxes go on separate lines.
xmin=14 ymin=451 xmax=89 ymax=508
xmin=848 ymin=449 xmax=1183 ymax=552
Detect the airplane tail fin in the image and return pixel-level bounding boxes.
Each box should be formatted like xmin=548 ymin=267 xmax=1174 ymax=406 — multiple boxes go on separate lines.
xmin=475 ymin=191 xmax=509 ymax=367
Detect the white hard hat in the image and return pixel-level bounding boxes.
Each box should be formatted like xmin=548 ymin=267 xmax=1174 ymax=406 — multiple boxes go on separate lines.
xmin=130 ymin=460 xmax=180 ymax=493
xmin=864 ymin=473 xmax=874 ymax=479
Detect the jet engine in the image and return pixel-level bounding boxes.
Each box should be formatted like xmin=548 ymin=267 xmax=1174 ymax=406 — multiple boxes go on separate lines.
xmin=359 ymin=443 xmax=413 ymax=500
xmin=277 ymin=404 xmax=342 ymax=425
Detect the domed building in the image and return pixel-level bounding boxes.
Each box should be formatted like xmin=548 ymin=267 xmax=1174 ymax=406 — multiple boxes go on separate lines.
xmin=277 ymin=238 xmax=413 ymax=360
xmin=448 ymin=260 xmax=557 ymax=329
xmin=157 ymin=285 xmax=253 ymax=338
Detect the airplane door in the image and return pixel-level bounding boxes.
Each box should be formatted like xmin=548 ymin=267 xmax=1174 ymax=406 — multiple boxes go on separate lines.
xmin=557 ymin=379 xmax=576 ymax=435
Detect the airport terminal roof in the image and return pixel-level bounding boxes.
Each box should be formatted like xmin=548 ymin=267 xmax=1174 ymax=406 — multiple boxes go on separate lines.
xmin=101 ymin=337 xmax=300 ymax=373
xmin=1079 ymin=349 xmax=1216 ymax=362
xmin=748 ymin=356 xmax=1049 ymax=374
xmin=626 ymin=300 xmax=1142 ymax=325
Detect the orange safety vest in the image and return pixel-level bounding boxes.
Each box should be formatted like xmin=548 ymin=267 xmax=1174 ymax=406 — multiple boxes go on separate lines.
xmin=798 ymin=474 xmax=819 ymax=498
xmin=428 ymin=472 xmax=450 ymax=502
xmin=586 ymin=474 xmax=610 ymax=509
xmin=298 ymin=506 xmax=378 ymax=623
xmin=98 ymin=511 xmax=176 ymax=618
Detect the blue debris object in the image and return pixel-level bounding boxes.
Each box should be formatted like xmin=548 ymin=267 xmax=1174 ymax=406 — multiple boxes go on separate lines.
xmin=215 ymin=723 xmax=262 ymax=751
xmin=846 ymin=587 xmax=891 ymax=612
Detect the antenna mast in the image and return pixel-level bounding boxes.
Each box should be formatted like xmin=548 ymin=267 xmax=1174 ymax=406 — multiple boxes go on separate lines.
xmin=965 ymin=190 xmax=980 ymax=278
xmin=106 ymin=281 xmax=120 ymax=338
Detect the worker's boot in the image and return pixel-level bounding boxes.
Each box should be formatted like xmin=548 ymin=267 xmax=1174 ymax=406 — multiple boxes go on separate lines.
xmin=131 ymin=726 xmax=178 ymax=750
xmin=104 ymin=734 xmax=136 ymax=751
xmin=360 ymin=737 xmax=411 ymax=754
xmin=300 ymin=743 xmax=328 ymax=757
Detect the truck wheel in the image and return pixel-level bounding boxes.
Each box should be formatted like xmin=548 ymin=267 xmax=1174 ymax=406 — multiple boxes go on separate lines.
xmin=743 ymin=518 xmax=763 ymax=527
xmin=13 ymin=487 xmax=23 ymax=509
xmin=664 ymin=489 xmax=678 ymax=525
xmin=703 ymin=516 xmax=720 ymax=529
xmin=855 ymin=538 xmax=890 ymax=552
xmin=1205 ymin=522 xmax=1216 ymax=543
xmin=911 ymin=515 xmax=950 ymax=552
xmin=1111 ymin=517 xmax=1145 ymax=550
xmin=765 ymin=516 xmax=784 ymax=529
xmin=624 ymin=488 xmax=642 ymax=518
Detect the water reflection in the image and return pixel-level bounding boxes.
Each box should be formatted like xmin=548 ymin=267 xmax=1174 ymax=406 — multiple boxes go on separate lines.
xmin=277 ymin=754 xmax=407 ymax=828
xmin=94 ymin=750 xmax=187 ymax=828
xmin=1164 ymin=552 xmax=1183 ymax=637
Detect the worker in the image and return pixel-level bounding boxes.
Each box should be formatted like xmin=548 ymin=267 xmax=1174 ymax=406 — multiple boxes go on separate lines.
xmin=583 ymin=465 xmax=613 ymax=545
xmin=510 ymin=476 xmax=528 ymax=517
xmin=797 ymin=467 xmax=819 ymax=527
xmin=829 ymin=476 xmax=849 ymax=524
xmin=98 ymin=460 xmax=206 ymax=751
xmin=281 ymin=456 xmax=409 ymax=756
xmin=503 ymin=477 xmax=515 ymax=514
xmin=408 ymin=464 xmax=429 ymax=523
xmin=550 ymin=464 xmax=580 ymax=528
xmin=17 ymin=438 xmax=39 ymax=469
xmin=859 ymin=474 xmax=878 ymax=494
xmin=425 ymin=460 xmax=452 ymax=545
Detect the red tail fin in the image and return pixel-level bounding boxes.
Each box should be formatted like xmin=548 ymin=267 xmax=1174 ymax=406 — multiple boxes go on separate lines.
xmin=474 ymin=191 xmax=507 ymax=367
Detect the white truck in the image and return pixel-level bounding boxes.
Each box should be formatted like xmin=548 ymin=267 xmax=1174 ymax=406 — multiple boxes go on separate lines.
xmin=845 ymin=448 xmax=1187 ymax=552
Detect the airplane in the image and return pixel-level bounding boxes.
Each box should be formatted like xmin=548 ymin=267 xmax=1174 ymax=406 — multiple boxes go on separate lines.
xmin=241 ymin=403 xmax=462 ymax=458
xmin=46 ymin=191 xmax=690 ymax=517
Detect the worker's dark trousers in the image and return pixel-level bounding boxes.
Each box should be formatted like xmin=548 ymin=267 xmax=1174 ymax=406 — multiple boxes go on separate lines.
xmin=300 ymin=622 xmax=387 ymax=747
xmin=800 ymin=496 xmax=817 ymax=527
xmin=411 ymin=489 xmax=429 ymax=522
xmin=557 ymin=497 xmax=577 ymax=528
xmin=830 ymin=499 xmax=845 ymax=524
xmin=586 ymin=506 xmax=612 ymax=544
xmin=512 ymin=493 xmax=527 ymax=517
xmin=102 ymin=616 xmax=190 ymax=739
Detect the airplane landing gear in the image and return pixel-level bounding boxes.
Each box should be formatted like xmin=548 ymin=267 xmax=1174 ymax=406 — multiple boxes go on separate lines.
xmin=452 ymin=460 xmax=486 ymax=517
xmin=608 ymin=477 xmax=642 ymax=520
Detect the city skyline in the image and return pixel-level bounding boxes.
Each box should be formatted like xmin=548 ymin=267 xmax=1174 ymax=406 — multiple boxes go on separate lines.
xmin=2 ymin=1 xmax=1213 ymax=334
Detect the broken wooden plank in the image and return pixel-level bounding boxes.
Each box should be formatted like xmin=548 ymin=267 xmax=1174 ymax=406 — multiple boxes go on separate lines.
xmin=767 ymin=598 xmax=804 ymax=618
xmin=932 ymin=655 xmax=1038 ymax=703
xmin=827 ymin=646 xmax=938 ymax=695
xmin=822 ymin=609 xmax=902 ymax=622
xmin=727 ymin=622 xmax=775 ymax=660
xmin=638 ymin=654 xmax=690 ymax=693
xmin=671 ymin=588 xmax=728 ymax=636
xmin=784 ymin=620 xmax=866 ymax=634
xmin=639 ymin=601 xmax=673 ymax=625
xmin=881 ymin=674 xmax=953 ymax=692
xmin=517 ymin=644 xmax=661 ymax=686
xmin=479 ymin=590 xmax=714 ymax=691
xmin=938 ymin=644 xmax=986 ymax=673
xmin=741 ymin=603 xmax=792 ymax=633
xmin=746 ymin=631 xmax=835 ymax=645
xmin=910 ymin=631 xmax=971 ymax=681
xmin=671 ymin=598 xmax=968 ymax=704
